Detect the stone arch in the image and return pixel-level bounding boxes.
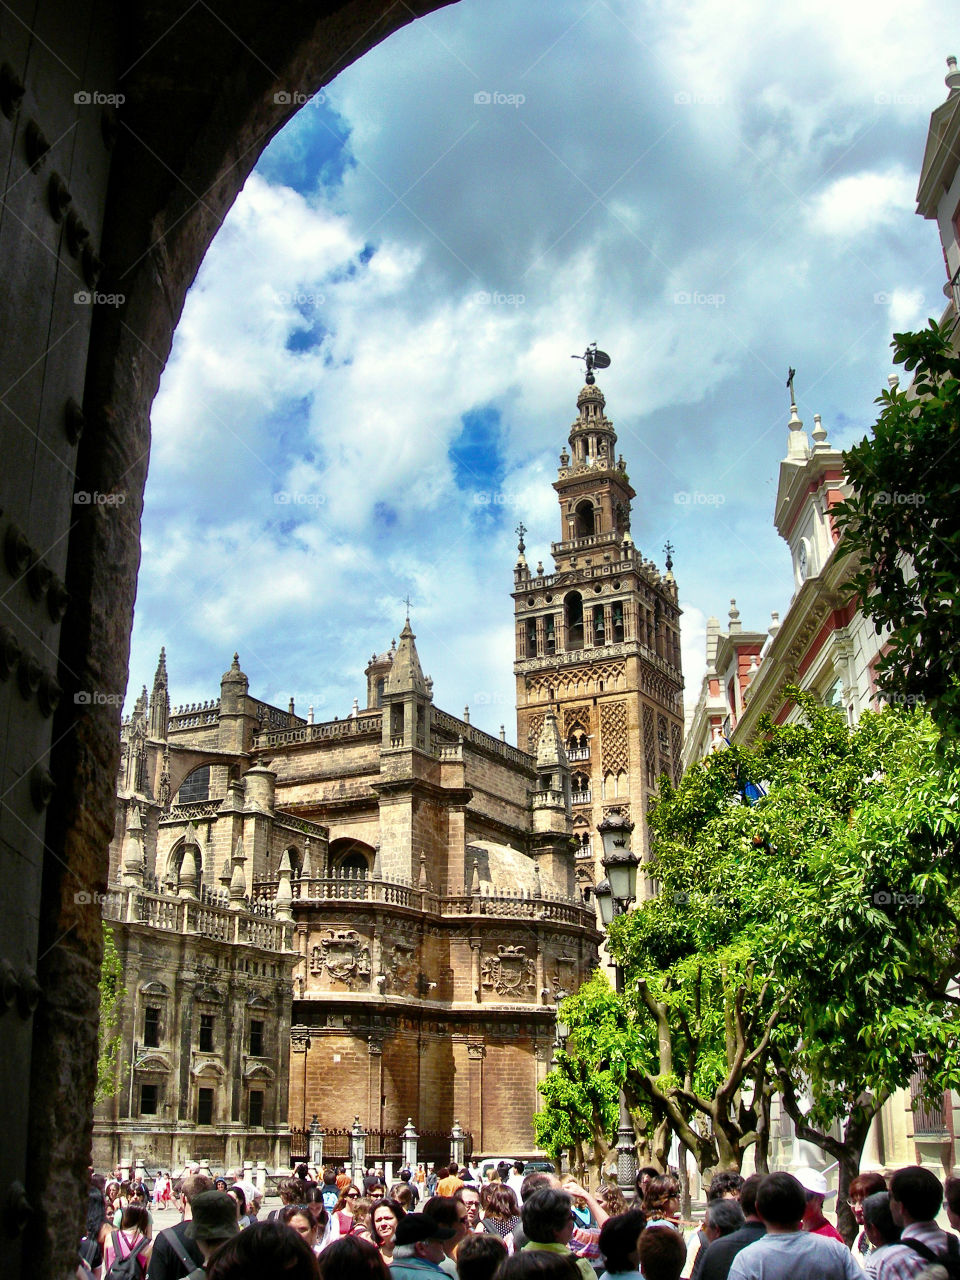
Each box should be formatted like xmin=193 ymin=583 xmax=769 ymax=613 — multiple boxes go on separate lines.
xmin=328 ymin=837 xmax=376 ymax=878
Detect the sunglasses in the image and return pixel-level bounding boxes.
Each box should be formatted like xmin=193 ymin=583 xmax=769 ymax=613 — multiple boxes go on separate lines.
xmin=345 ymin=1192 xmax=360 ymax=1199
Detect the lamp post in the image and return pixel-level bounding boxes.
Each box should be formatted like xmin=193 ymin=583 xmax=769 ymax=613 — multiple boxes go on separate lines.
xmin=595 ymin=810 xmax=639 ymax=1195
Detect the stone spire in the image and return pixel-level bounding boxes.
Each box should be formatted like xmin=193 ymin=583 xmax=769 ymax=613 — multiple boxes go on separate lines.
xmin=149 ymin=647 xmax=170 ymax=740
xmin=384 ymin=617 xmax=431 ymax=698
xmin=947 ymin=55 xmax=960 ymax=97
xmin=121 ymin=804 xmax=145 ymax=886
xmin=567 ymin=381 xmax=618 ymax=469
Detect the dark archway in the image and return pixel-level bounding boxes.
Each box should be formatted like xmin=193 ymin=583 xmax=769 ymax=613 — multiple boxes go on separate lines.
xmin=0 ymin=4 xmax=454 ymax=1276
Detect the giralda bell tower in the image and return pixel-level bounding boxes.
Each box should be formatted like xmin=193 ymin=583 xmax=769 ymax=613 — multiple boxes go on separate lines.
xmin=512 ymin=348 xmax=685 ymax=892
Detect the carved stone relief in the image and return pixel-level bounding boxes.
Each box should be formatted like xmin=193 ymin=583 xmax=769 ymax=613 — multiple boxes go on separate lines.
xmin=312 ymin=928 xmax=371 ymax=989
xmin=480 ymin=945 xmax=536 ymax=999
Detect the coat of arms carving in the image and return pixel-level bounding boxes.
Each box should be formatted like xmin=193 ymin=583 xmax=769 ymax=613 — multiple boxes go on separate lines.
xmin=317 ymin=928 xmax=371 ymax=989
xmin=481 ymin=945 xmax=536 ymax=998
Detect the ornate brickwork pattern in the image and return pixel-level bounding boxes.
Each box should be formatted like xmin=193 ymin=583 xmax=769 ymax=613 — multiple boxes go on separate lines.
xmin=657 ymin=714 xmax=670 ymax=780
xmin=599 ymin=701 xmax=628 ymax=774
xmin=563 ymin=706 xmax=591 ymax=734
xmin=526 ymin=713 xmax=545 ymax=753
xmin=642 ymin=704 xmax=656 ymax=786
xmin=671 ymin=722 xmax=683 ymax=785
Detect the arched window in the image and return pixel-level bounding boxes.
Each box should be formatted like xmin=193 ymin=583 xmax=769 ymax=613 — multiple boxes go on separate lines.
xmin=526 ymin=619 xmax=538 ymax=657
xmin=612 ymin=601 xmax=624 ymax=643
xmin=571 ymin=772 xmax=591 ymax=804
xmin=565 ymin=592 xmax=584 ymax=651
xmin=175 ymin=765 xmax=210 ymax=804
xmin=574 ymin=500 xmax=595 ymax=539
xmin=566 ymin=727 xmax=589 ymax=761
xmin=593 ymin=605 xmax=606 ymax=644
xmin=375 ymin=678 xmax=386 ymax=708
xmin=328 ymin=838 xmax=375 ymax=880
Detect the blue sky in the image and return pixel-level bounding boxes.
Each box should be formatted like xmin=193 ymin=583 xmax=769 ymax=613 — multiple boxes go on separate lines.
xmin=127 ymin=0 xmax=957 ymax=737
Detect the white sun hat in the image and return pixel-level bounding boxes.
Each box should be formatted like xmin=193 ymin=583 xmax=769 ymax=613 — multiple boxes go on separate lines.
xmin=793 ymin=1167 xmax=835 ymax=1198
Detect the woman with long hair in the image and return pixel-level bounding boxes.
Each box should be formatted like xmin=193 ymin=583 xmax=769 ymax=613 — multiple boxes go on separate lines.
xmin=479 ymin=1183 xmax=522 ymax=1241
xmin=331 ymin=1183 xmax=363 ymax=1237
xmin=596 ymin=1184 xmax=628 ymax=1218
xmin=279 ymin=1202 xmax=327 ymax=1255
xmin=640 ymin=1174 xmax=682 ymax=1229
xmin=367 ymin=1197 xmax=405 ymax=1262
xmin=101 ymin=1205 xmax=152 ymax=1275
xmin=205 ymin=1220 xmax=319 ymax=1280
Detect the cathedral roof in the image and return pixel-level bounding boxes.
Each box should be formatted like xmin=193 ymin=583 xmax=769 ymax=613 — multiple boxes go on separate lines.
xmin=466 ymin=840 xmax=563 ymax=897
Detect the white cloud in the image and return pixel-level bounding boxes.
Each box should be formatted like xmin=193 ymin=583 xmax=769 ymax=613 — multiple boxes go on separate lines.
xmin=806 ymin=168 xmax=916 ymax=238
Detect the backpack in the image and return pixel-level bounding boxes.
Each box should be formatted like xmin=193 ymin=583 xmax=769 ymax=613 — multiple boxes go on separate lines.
xmin=903 ymin=1234 xmax=960 ymax=1280
xmin=104 ymin=1231 xmax=148 ymax=1280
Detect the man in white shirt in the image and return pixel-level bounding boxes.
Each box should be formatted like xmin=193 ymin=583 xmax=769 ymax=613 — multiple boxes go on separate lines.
xmin=506 ymin=1162 xmax=526 ymax=1201
xmin=728 ymin=1172 xmax=860 ymax=1280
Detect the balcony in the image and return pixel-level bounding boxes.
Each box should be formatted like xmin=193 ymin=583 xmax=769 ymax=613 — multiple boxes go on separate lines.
xmin=567 ymin=748 xmax=590 ymax=762
xmin=571 ymin=790 xmax=592 ymax=805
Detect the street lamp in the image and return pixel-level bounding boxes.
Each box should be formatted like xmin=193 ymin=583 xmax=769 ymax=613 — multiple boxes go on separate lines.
xmin=596 ymin=809 xmax=639 ymax=1195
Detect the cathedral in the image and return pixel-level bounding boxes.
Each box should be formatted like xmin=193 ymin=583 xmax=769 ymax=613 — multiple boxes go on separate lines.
xmin=94 ymin=373 xmax=682 ymax=1174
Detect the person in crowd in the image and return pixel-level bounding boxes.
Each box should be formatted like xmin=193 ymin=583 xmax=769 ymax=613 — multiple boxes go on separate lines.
xmin=688 ymin=1172 xmax=745 ymax=1276
xmin=389 ymin=1211 xmax=458 ymax=1279
xmin=280 ymin=1202 xmax=327 ymax=1255
xmin=392 ymin=1184 xmax=419 ymax=1213
xmin=269 ymin=1178 xmax=306 ymax=1221
xmin=597 ymin=1208 xmax=647 ymax=1279
xmin=519 ymin=1188 xmax=595 ymax=1280
xmin=595 ymin=1185 xmax=627 ymax=1219
xmin=423 ymin=1195 xmax=471 ymax=1276
xmin=353 ymin=1196 xmax=375 ymax=1241
xmin=497 ymin=1163 xmax=512 ymax=1187
xmin=847 ymin=1173 xmax=888 ymax=1266
xmin=368 ymin=1198 xmax=407 ymax=1263
xmin=400 ymin=1170 xmax=421 ymax=1207
xmin=181 ymin=1191 xmax=240 ymax=1274
xmin=457 ymin=1233 xmax=507 ymax=1280
xmin=213 ymin=1178 xmax=229 ymax=1193
xmin=494 ymin=1253 xmax=582 ymax=1279
xmin=146 ymin=1173 xmax=214 ymax=1280
xmin=317 ymin=1235 xmax=390 ymax=1280
xmin=636 ymin=1226 xmax=687 ymax=1280
xmin=636 ymin=1168 xmax=661 ymax=1201
xmin=438 ymin=1165 xmax=465 ymax=1197
xmin=331 ymin=1183 xmax=364 ymax=1237
xmin=427 ymin=1167 xmax=443 ymax=1197
xmin=792 ymin=1167 xmax=844 ymax=1243
xmin=81 ymin=1177 xmax=111 ymax=1274
xmin=153 ymin=1173 xmax=171 ymax=1211
xmin=944 ymin=1177 xmax=960 ymax=1233
xmin=641 ymin=1175 xmax=682 ymax=1230
xmin=507 ymin=1164 xmax=527 ymax=1201
xmin=226 ymin=1185 xmax=254 ymax=1229
xmin=480 ymin=1184 xmax=522 ymax=1244
xmin=369 ymin=1183 xmax=388 ymax=1204
xmin=335 ymin=1167 xmax=352 ymax=1193
xmin=727 ymin=1172 xmax=860 ymax=1279
xmin=319 ymin=1170 xmax=342 ymax=1214
xmin=102 ymin=1205 xmax=153 ymax=1276
xmin=860 ymin=1192 xmax=912 ymax=1278
xmin=205 ymin=1219 xmax=320 ymax=1280
xmin=700 ymin=1202 xmax=745 ymax=1258
xmin=886 ymin=1165 xmax=960 ymax=1277
xmin=511 ymin=1173 xmax=606 ymax=1258
xmin=698 ymin=1174 xmax=766 ymax=1280
xmin=457 ymin=1184 xmax=483 ymax=1232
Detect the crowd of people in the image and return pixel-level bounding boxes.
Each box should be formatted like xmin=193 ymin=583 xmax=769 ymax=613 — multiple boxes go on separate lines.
xmin=76 ymin=1158 xmax=960 ymax=1280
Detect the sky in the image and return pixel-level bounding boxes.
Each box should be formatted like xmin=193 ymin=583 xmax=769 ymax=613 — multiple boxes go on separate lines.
xmin=126 ymin=0 xmax=957 ymax=739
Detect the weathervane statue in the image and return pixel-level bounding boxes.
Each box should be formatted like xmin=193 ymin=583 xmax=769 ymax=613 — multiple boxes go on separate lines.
xmin=572 ymin=342 xmax=611 ymax=385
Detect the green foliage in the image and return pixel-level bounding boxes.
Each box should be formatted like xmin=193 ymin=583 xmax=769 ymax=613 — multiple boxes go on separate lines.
xmin=834 ymin=319 xmax=960 ymax=736
xmin=544 ymin=697 xmax=960 ymax=1176
xmin=96 ymin=925 xmax=127 ymax=1104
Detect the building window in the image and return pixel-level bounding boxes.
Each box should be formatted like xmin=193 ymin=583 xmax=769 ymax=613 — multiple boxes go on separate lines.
xmin=199 ymin=1013 xmax=215 ymax=1052
xmin=249 ymin=1019 xmax=264 ymax=1056
xmin=248 ymin=1090 xmax=264 ymax=1127
xmin=176 ymin=765 xmax=210 ymax=804
xmin=376 ymin=677 xmax=385 ymax=707
xmin=612 ymin=601 xmax=624 ymax=642
xmin=143 ymin=1006 xmax=160 ymax=1048
xmin=140 ymin=1083 xmax=159 ymax=1115
xmin=526 ymin=619 xmax=538 ymax=657
xmin=565 ymin=592 xmax=584 ymax=651
xmin=197 ymin=1087 xmax=214 ymax=1126
xmin=593 ymin=605 xmax=606 ymax=644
